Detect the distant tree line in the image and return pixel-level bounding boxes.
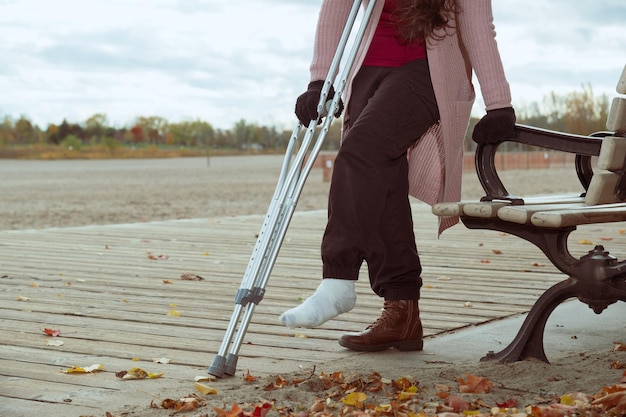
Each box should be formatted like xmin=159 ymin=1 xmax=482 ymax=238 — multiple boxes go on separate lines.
xmin=0 ymin=85 xmax=610 ymax=153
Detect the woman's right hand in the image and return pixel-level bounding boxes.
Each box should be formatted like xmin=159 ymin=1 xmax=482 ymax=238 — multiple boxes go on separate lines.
xmin=295 ymin=80 xmax=344 ymax=125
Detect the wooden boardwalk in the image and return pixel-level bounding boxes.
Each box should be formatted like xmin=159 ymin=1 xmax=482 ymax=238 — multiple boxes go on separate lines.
xmin=1 ymin=203 xmax=626 ymax=416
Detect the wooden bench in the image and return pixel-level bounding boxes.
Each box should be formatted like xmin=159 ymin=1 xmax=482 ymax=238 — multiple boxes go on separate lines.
xmin=432 ymin=64 xmax=626 ymax=363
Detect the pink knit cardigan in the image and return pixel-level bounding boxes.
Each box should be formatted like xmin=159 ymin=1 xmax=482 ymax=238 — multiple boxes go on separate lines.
xmin=309 ymin=0 xmax=512 ymax=234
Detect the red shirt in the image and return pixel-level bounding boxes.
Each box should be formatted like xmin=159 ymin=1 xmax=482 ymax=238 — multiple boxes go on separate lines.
xmin=362 ymin=0 xmax=426 ymax=67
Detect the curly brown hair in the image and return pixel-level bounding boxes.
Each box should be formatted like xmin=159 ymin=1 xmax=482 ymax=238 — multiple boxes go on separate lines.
xmin=394 ymin=0 xmax=458 ymax=43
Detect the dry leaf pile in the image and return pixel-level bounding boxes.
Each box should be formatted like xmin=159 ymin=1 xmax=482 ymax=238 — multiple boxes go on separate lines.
xmin=201 ymin=365 xmax=626 ymax=417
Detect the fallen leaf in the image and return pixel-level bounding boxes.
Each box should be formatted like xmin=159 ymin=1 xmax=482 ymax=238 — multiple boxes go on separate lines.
xmin=62 ymin=364 xmax=104 ymax=374
xmin=310 ymin=399 xmax=325 ymax=413
xmin=391 ymin=377 xmax=415 ymax=391
xmin=195 ymin=375 xmax=217 ymax=382
xmin=147 ymin=252 xmax=169 ymax=260
xmin=195 ymin=382 xmax=218 ymax=395
xmin=243 ymin=369 xmax=257 ymax=382
xmin=43 ymin=328 xmax=61 ymax=337
xmin=181 ymin=272 xmax=204 ymax=281
xmin=496 ymin=398 xmax=517 ymax=408
xmin=341 ymin=392 xmax=367 ymax=408
xmin=492 ymin=249 xmax=503 ymax=254
xmin=252 ymin=403 xmax=272 ymax=417
xmin=447 ymin=394 xmax=470 ymax=412
xmin=162 ymin=394 xmax=204 ymax=412
xmin=397 ymin=390 xmax=418 ymax=400
xmin=213 ymin=403 xmax=243 ymax=417
xmin=578 ymin=239 xmax=594 ymax=245
xmin=162 ymin=279 xmax=172 ymax=284
xmin=614 ymin=342 xmax=626 ymax=352
xmin=263 ymin=375 xmax=288 ymax=391
xmin=167 ymin=309 xmax=181 ymax=317
xmin=457 ymin=373 xmax=493 ymax=393
xmin=16 ymin=295 xmax=32 ymax=301
xmin=116 ymin=367 xmax=163 ymax=380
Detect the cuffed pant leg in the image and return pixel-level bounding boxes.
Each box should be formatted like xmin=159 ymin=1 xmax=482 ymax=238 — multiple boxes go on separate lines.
xmin=321 ymin=59 xmax=438 ymax=299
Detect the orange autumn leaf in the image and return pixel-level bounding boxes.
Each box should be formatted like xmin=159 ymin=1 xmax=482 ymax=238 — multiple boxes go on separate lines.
xmin=213 ymin=403 xmax=243 ymax=417
xmin=492 ymin=249 xmax=503 ymax=254
xmin=43 ymin=328 xmax=61 ymax=337
xmin=480 ymin=259 xmax=491 ymax=264
xmin=147 ymin=252 xmax=169 ymax=260
xmin=592 ymin=390 xmax=626 ymax=412
xmin=457 ymin=373 xmax=493 ymax=393
xmin=263 ymin=375 xmax=288 ymax=391
xmin=392 ymin=377 xmax=414 ymax=391
xmin=613 ymin=342 xmax=626 ymax=351
xmin=243 ymin=369 xmax=257 ymax=382
xmin=446 ymin=395 xmax=470 ymax=412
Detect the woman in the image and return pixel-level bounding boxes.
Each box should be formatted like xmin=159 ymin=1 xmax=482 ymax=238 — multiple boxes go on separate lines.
xmin=279 ymin=0 xmax=516 ymax=352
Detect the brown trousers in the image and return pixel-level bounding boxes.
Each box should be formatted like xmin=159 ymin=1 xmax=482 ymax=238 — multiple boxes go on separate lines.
xmin=321 ymin=58 xmax=439 ymax=301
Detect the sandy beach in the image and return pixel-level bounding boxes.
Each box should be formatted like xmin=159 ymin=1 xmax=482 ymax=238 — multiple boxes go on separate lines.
xmin=0 ymin=155 xmax=584 ymax=231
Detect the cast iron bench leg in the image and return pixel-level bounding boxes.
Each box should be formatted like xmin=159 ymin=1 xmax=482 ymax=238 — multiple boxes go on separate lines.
xmin=462 ymin=218 xmax=626 ymax=363
xmin=481 ymin=278 xmax=579 ymax=363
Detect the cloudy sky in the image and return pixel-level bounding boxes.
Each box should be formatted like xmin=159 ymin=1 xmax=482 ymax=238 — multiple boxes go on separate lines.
xmin=1 ymin=0 xmax=624 ymax=130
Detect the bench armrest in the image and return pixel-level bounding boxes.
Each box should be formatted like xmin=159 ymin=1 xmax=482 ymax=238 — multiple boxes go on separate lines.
xmin=475 ymin=125 xmax=606 ymax=204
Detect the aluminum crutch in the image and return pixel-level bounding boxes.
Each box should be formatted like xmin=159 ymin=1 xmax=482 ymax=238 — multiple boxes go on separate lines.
xmin=208 ymin=0 xmax=379 ymax=378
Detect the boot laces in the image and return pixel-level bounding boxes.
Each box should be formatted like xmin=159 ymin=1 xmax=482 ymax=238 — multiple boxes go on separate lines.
xmin=366 ymin=300 xmax=402 ymax=330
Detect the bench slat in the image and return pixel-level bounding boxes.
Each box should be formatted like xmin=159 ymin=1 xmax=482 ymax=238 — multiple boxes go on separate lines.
xmin=432 ymin=194 xmax=584 ymax=219
xmin=531 ymin=203 xmax=626 ymax=228
xmin=498 ymin=202 xmax=587 ymax=224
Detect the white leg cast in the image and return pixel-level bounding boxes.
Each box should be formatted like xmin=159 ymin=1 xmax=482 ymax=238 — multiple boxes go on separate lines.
xmin=279 ymin=279 xmax=356 ymax=328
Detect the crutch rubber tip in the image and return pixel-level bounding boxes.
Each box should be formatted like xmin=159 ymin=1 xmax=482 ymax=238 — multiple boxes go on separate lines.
xmin=224 ymin=353 xmax=239 ymax=376
xmin=208 ymin=355 xmax=226 ymax=378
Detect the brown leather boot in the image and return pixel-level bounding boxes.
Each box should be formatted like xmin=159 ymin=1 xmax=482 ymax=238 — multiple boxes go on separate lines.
xmin=338 ymin=299 xmax=423 ymax=352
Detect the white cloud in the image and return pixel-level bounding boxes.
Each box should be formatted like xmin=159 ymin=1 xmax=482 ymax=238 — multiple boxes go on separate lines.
xmin=488 ymin=0 xmax=626 ymax=114
xmin=0 ymin=0 xmax=623 ymax=129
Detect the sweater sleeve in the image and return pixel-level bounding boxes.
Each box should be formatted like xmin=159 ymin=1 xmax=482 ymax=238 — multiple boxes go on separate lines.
xmin=456 ymin=0 xmax=512 ymax=111
xmin=309 ymin=0 xmax=355 ymax=81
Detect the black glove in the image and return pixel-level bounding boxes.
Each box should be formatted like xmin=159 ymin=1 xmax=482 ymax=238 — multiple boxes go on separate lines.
xmin=472 ymin=107 xmax=516 ymax=144
xmin=295 ymin=80 xmax=344 ymax=126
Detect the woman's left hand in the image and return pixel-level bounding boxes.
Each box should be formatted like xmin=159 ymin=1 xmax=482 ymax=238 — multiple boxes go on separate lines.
xmin=472 ymin=107 xmax=516 ymax=144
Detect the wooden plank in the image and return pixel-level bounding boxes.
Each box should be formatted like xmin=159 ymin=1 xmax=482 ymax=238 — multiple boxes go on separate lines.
xmin=1 ymin=204 xmax=626 ymax=415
